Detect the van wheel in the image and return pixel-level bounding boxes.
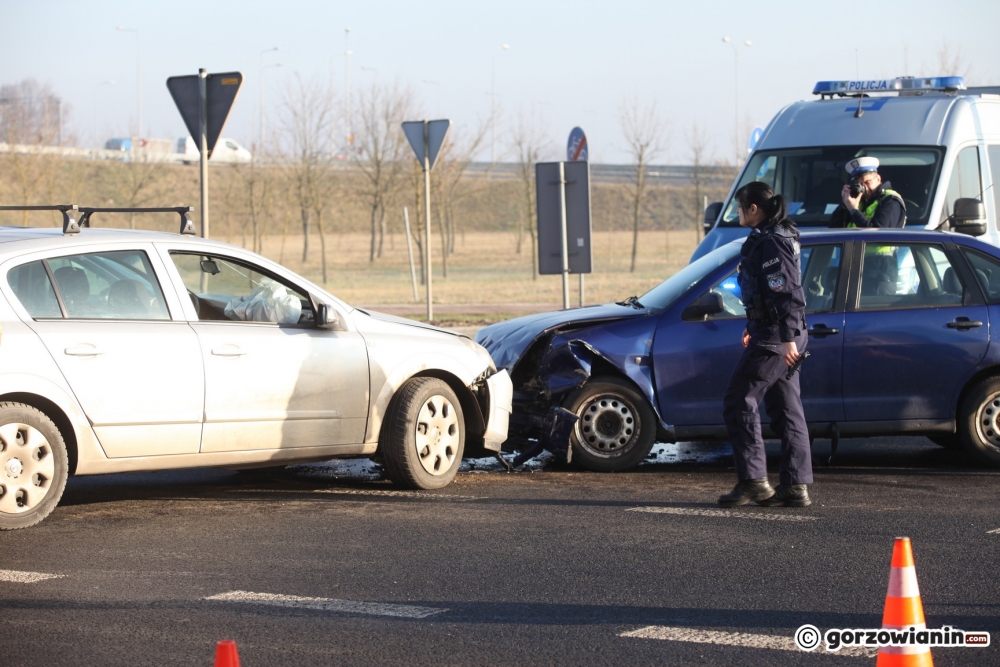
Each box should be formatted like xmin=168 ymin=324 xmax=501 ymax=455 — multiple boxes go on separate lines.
xmin=959 ymin=376 xmax=1000 ymax=467
xmin=0 ymin=403 xmax=69 ymax=530
xmin=565 ymin=377 xmax=656 ymax=472
xmin=381 ymin=378 xmax=465 ymax=489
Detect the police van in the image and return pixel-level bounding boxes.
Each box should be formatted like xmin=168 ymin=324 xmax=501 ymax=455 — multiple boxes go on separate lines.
xmin=693 ymin=76 xmax=1000 ymax=261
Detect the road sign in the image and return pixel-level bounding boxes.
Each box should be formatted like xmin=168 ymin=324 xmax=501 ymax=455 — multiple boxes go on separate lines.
xmin=536 ymin=161 xmax=592 ymax=308
xmin=747 ymin=126 xmax=764 ymax=155
xmin=402 ymin=119 xmax=450 ymax=169
xmin=567 ymin=127 xmax=588 ymax=162
xmin=167 ymin=71 xmax=243 ymax=157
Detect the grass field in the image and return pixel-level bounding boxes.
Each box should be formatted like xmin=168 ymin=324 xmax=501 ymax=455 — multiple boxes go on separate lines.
xmin=239 ymin=229 xmax=703 ymax=323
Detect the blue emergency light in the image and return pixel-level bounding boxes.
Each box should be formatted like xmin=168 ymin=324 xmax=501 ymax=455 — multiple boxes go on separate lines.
xmin=812 ymin=76 xmax=965 ymax=95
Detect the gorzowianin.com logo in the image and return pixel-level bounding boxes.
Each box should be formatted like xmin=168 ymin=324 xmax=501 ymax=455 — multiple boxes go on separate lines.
xmin=794 ymin=624 xmax=991 ymax=652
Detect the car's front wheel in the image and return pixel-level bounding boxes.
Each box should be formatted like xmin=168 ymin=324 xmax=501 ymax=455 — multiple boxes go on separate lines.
xmin=959 ymin=376 xmax=1000 ymax=467
xmin=0 ymin=403 xmax=69 ymax=530
xmin=565 ymin=377 xmax=656 ymax=472
xmin=381 ymin=378 xmax=465 ymax=489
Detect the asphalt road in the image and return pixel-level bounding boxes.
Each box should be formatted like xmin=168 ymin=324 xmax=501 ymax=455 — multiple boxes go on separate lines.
xmin=2 ymin=436 xmax=998 ymax=666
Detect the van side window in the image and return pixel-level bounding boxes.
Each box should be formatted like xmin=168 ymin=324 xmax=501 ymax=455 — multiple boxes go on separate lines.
xmin=987 ymin=146 xmax=1000 ymax=224
xmin=942 ymin=146 xmax=982 ymax=223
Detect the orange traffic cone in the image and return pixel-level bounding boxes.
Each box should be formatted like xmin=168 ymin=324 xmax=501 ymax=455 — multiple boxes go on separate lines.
xmin=876 ymin=537 xmax=933 ymax=666
xmin=214 ymin=640 xmax=241 ymax=667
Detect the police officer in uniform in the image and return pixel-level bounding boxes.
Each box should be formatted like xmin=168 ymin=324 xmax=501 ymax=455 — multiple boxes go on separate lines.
xmin=831 ymin=156 xmax=906 ymax=228
xmin=719 ymin=182 xmax=813 ymax=508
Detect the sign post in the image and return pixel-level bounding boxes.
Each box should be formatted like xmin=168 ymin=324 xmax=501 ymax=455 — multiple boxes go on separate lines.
xmin=167 ymin=70 xmax=243 ymax=238
xmin=566 ymin=127 xmax=589 ymax=305
xmin=536 ymin=161 xmax=592 ymax=310
xmin=401 ymin=119 xmax=450 ymax=322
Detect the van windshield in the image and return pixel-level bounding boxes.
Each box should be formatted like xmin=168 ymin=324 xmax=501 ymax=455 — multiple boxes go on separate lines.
xmin=719 ymin=146 xmax=944 ymax=228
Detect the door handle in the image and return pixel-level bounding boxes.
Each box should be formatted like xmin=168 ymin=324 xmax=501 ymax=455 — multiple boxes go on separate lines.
xmin=807 ymin=326 xmax=840 ymax=336
xmin=211 ymin=346 xmax=248 ymax=357
xmin=947 ymin=318 xmax=983 ymax=330
xmin=64 ymin=346 xmax=104 ymax=356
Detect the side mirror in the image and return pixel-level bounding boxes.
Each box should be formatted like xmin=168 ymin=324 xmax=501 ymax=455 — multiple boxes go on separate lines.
xmin=315 ymin=303 xmax=345 ymax=330
xmin=950 ymin=198 xmax=987 ymax=237
xmin=682 ymin=291 xmax=724 ymax=322
xmin=703 ymin=202 xmax=723 ymax=234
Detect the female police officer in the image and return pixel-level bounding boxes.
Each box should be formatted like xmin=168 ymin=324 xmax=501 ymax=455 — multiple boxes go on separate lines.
xmin=718 ymin=181 xmax=813 ymax=508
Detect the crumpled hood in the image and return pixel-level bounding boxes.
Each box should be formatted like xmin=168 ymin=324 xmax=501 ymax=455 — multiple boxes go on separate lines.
xmin=475 ymin=303 xmax=648 ymax=371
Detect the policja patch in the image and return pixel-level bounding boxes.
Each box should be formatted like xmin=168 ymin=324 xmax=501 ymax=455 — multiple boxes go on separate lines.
xmin=767 ymin=272 xmax=785 ymax=292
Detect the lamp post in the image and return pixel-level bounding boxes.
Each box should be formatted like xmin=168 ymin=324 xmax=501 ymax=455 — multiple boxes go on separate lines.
xmin=93 ymin=79 xmax=116 ymax=148
xmin=491 ymin=43 xmax=510 ymax=163
xmin=345 ymin=27 xmax=353 ymax=153
xmin=258 ymin=47 xmax=279 ymax=150
xmin=116 ymin=26 xmax=141 ymax=139
xmin=722 ymin=36 xmax=752 ymax=163
xmin=423 ymin=79 xmax=441 ymax=117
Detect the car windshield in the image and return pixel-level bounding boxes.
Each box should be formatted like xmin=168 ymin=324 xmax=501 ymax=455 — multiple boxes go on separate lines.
xmin=639 ymin=241 xmax=741 ymax=311
xmin=719 ymin=145 xmax=944 ymax=228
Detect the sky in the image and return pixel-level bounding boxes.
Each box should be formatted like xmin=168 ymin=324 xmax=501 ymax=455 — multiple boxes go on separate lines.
xmin=2 ymin=0 xmax=999 ymax=164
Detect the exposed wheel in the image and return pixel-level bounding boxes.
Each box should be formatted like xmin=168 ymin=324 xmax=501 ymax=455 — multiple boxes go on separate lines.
xmin=0 ymin=403 xmax=69 ymax=530
xmin=565 ymin=377 xmax=657 ymax=472
xmin=381 ymin=378 xmax=465 ymax=489
xmin=959 ymin=376 xmax=1000 ymax=466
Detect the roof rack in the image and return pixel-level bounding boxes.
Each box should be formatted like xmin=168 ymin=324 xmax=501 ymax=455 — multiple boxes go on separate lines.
xmin=0 ymin=205 xmax=196 ymax=236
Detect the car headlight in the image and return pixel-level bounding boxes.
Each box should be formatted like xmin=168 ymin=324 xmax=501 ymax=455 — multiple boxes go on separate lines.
xmin=460 ymin=335 xmax=497 ymax=372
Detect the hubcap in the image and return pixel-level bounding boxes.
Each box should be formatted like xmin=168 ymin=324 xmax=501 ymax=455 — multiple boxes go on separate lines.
xmin=415 ymin=395 xmax=459 ymax=476
xmin=975 ymin=393 xmax=1000 ymax=454
xmin=575 ymin=394 xmax=639 ymax=459
xmin=0 ymin=423 xmax=54 ymax=515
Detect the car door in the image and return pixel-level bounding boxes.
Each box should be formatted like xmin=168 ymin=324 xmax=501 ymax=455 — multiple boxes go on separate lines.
xmin=162 ymin=249 xmax=369 ymax=453
xmin=4 ymin=247 xmax=205 ymax=458
xmin=842 ymin=240 xmax=989 ymax=421
xmin=654 ymin=241 xmax=847 ymax=426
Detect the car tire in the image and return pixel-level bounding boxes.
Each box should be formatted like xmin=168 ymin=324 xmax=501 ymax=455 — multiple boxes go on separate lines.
xmin=0 ymin=403 xmax=69 ymax=530
xmin=959 ymin=376 xmax=1000 ymax=467
xmin=565 ymin=377 xmax=657 ymax=472
xmin=381 ymin=378 xmax=465 ymax=490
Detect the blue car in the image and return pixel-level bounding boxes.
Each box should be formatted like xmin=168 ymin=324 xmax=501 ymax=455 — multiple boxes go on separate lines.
xmin=476 ymin=227 xmax=1000 ymax=471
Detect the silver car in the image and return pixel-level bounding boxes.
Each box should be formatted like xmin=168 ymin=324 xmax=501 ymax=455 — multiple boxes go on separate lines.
xmin=0 ymin=211 xmax=511 ymax=530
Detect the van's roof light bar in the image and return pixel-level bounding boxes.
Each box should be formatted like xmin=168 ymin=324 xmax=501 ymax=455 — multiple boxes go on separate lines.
xmin=812 ymin=76 xmax=965 ymax=96
xmin=0 ymin=205 xmax=196 ymax=236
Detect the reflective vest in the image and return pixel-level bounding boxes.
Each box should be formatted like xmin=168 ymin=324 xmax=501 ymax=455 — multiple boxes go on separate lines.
xmin=846 ymin=188 xmax=907 ymax=229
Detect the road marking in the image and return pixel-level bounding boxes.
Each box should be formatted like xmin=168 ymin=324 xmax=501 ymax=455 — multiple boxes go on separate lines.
xmin=627 ymin=506 xmax=818 ymax=522
xmin=620 ymin=626 xmax=874 ymax=657
xmin=0 ymin=569 xmax=64 ymax=583
xmin=205 ymin=590 xmax=446 ymax=619
xmin=988 ymin=528 xmax=1000 ymax=534
xmin=231 ymin=488 xmax=484 ymax=501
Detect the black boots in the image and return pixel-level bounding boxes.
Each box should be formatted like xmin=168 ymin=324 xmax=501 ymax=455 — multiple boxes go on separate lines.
xmin=756 ymin=483 xmax=811 ymax=507
xmin=718 ymin=478 xmax=775 ymax=506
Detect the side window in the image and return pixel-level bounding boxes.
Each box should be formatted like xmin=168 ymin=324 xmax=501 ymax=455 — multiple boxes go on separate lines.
xmin=801 ymin=244 xmax=841 ymax=313
xmin=169 ymin=252 xmax=313 ymax=325
xmin=859 ymin=243 xmax=965 ymax=310
xmin=988 ymin=146 xmax=1000 ymax=224
xmin=962 ymin=248 xmax=1000 ymax=303
xmin=942 ymin=146 xmax=983 ymax=223
xmin=7 ymin=261 xmax=61 ymax=319
xmin=46 ymin=250 xmax=170 ymax=320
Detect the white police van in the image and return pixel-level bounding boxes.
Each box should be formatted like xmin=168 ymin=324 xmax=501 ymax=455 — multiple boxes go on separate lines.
xmin=693 ymin=76 xmax=1000 ymax=260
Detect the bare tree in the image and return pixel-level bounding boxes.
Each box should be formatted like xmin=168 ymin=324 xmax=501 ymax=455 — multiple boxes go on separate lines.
xmin=280 ymin=74 xmax=334 ymax=263
xmin=620 ymin=97 xmax=665 ymax=272
xmin=352 ymin=80 xmax=415 ymax=262
xmin=232 ymin=153 xmax=276 ymax=254
xmin=510 ymin=112 xmax=552 ymax=279
xmin=114 ymin=154 xmax=165 ymax=228
xmin=686 ymin=121 xmax=711 ymax=243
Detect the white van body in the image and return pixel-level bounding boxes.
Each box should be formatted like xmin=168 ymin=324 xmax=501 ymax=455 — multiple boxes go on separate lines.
xmin=694 ymin=77 xmax=1000 ymax=260
xmin=176 ymin=137 xmax=253 ymax=164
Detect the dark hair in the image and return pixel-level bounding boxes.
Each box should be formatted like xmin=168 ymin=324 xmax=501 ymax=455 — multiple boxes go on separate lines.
xmin=734 ymin=181 xmax=788 ymax=222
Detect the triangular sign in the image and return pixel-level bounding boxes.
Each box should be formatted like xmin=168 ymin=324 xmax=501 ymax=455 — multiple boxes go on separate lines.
xmin=401 ymin=119 xmax=450 ymax=170
xmin=166 ymin=71 xmax=243 ymax=157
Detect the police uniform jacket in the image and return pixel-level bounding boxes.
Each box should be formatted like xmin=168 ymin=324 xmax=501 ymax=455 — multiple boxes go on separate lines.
xmin=831 ymin=180 xmax=906 ymax=229
xmin=738 ymin=220 xmax=806 ymax=350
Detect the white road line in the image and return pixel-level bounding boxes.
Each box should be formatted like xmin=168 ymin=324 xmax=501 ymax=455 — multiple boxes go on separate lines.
xmin=988 ymin=528 xmax=1000 ymax=534
xmin=0 ymin=569 xmax=64 ymax=583
xmin=627 ymin=506 xmax=819 ymax=522
xmin=620 ymin=626 xmax=874 ymax=657
xmin=205 ymin=590 xmax=446 ymax=619
xmin=231 ymin=488 xmax=484 ymax=501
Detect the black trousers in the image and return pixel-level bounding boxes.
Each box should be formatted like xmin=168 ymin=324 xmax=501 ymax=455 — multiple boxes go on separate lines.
xmin=722 ymin=338 xmax=813 ymax=485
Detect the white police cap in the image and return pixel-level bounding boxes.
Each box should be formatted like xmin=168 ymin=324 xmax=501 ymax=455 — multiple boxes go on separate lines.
xmin=846 ymin=157 xmax=879 ymax=178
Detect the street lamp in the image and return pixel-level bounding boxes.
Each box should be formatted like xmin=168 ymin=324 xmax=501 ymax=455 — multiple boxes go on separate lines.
xmin=116 ymin=26 xmax=141 ymax=139
xmin=722 ymin=37 xmax=752 ymax=163
xmin=93 ymin=79 xmax=116 ymax=149
xmin=491 ymin=43 xmax=510 ymax=163
xmin=345 ymin=27 xmax=353 ymax=152
xmin=259 ymin=46 xmax=280 ymax=150
xmin=423 ymin=79 xmax=441 ymax=117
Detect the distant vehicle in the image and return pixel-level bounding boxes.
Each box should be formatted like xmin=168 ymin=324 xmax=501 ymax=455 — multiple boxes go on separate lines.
xmin=103 ymin=138 xmax=172 ymax=155
xmin=693 ymin=76 xmax=1000 ymax=261
xmin=176 ymin=137 xmax=253 ymax=164
xmin=104 ymin=138 xmax=132 ymax=152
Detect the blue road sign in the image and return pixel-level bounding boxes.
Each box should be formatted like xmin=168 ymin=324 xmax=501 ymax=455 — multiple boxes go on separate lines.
xmin=747 ymin=126 xmax=764 ymax=155
xmin=567 ymin=127 xmax=588 ymax=162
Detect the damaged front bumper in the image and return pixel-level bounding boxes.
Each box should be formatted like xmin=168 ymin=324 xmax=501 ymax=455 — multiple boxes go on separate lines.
xmin=481 ymin=369 xmax=513 ymax=452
